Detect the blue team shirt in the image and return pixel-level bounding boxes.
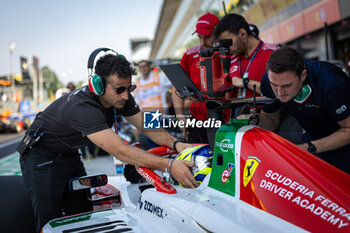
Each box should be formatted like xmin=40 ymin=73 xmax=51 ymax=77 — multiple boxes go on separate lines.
xmin=260 ymin=60 xmax=350 ymax=173
xmin=261 ymin=60 xmax=350 ymax=140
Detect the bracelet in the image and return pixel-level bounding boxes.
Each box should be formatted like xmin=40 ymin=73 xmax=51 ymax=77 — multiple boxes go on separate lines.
xmin=165 ymin=159 xmax=170 ymax=173
xmin=173 ymin=139 xmax=185 ymax=153
xmin=165 ymin=159 xmax=175 ymax=174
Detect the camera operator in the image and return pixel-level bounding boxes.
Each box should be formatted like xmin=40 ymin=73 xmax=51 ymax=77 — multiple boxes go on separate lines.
xmin=172 ymin=13 xmax=220 ymax=143
xmin=213 ymin=14 xmax=278 ymax=99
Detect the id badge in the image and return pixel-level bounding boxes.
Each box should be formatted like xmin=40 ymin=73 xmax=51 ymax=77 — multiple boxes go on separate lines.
xmin=243 ymin=72 xmax=249 ymax=79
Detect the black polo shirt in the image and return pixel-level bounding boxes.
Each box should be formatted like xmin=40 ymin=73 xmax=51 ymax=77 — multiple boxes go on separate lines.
xmin=260 ymin=60 xmax=350 ymax=173
xmin=28 ymin=85 xmax=140 ymax=155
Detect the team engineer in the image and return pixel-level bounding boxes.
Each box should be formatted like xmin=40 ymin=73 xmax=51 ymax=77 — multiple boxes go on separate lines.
xmin=19 ymin=53 xmax=197 ymax=232
xmin=259 ymin=47 xmax=350 ymax=174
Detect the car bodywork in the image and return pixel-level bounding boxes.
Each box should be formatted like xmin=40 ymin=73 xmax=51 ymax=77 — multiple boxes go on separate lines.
xmin=42 ymin=118 xmax=350 ymax=233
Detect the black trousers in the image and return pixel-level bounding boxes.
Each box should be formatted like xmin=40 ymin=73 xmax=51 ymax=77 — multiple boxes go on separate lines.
xmin=20 ymin=147 xmax=93 ymax=233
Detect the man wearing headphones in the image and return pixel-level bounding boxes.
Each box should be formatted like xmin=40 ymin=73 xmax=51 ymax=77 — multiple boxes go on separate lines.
xmin=19 ymin=51 xmax=197 ymax=232
xmin=258 ymin=47 xmax=350 ymax=174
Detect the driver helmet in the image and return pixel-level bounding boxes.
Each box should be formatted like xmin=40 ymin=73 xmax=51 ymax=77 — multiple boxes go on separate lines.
xmin=176 ymin=144 xmax=213 ymax=184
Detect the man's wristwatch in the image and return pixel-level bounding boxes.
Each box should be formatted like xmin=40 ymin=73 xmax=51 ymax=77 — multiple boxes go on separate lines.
xmin=243 ymin=78 xmax=250 ymax=89
xmin=173 ymin=139 xmax=185 ymax=153
xmin=306 ymin=141 xmax=317 ymax=154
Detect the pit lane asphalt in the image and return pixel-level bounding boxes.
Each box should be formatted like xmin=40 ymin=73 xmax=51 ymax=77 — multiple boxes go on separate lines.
xmin=0 ymin=131 xmax=25 ymax=159
xmin=0 ymin=133 xmax=117 ymax=176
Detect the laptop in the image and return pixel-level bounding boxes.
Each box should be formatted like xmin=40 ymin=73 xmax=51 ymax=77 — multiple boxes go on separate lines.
xmin=159 ymin=63 xmax=203 ymax=99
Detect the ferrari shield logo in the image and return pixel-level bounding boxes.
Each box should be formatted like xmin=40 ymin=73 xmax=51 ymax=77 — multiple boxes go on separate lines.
xmin=243 ymin=156 xmax=261 ymax=187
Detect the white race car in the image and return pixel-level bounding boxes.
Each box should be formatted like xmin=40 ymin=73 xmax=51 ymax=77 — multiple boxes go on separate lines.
xmin=38 ymin=119 xmax=350 ymax=233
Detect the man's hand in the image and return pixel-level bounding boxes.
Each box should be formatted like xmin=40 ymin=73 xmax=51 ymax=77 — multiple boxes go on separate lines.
xmin=232 ymin=76 xmax=244 ymax=88
xmin=297 ymin=143 xmax=308 ymax=151
xmin=170 ymin=160 xmax=198 ymax=188
xmin=175 ymin=142 xmax=192 ymax=153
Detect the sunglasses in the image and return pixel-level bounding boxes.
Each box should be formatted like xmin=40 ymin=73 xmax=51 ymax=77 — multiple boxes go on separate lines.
xmin=108 ymin=82 xmax=137 ymax=94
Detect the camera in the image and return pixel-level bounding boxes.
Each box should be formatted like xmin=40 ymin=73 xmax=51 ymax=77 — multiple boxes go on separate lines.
xmin=199 ymin=39 xmax=233 ymax=99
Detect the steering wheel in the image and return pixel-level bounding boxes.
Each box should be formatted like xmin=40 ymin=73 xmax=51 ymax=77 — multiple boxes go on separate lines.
xmin=135 ymin=146 xmax=178 ymax=194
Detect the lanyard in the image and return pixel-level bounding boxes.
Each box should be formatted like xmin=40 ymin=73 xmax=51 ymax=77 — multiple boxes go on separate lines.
xmin=238 ymin=40 xmax=263 ymax=79
xmin=113 ymin=107 xmax=118 ymax=133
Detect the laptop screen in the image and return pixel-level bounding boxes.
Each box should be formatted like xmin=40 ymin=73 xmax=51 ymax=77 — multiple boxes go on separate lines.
xmin=159 ymin=63 xmax=203 ymax=99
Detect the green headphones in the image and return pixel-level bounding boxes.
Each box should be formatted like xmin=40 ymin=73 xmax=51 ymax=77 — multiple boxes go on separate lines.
xmin=294 ymin=84 xmax=312 ymax=104
xmin=87 ymin=48 xmax=125 ymax=95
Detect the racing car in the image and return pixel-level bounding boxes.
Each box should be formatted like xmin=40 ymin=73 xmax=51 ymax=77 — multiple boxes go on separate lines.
xmin=33 ymin=97 xmax=349 ymax=233
xmin=2 ymin=98 xmax=350 ymax=233
xmin=2 ymin=96 xmax=350 ymax=233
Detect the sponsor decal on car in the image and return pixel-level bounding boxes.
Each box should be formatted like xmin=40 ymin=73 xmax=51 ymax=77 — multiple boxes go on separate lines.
xmin=243 ymin=156 xmax=260 ymax=187
xmin=49 ymin=209 xmax=116 ymax=228
xmin=136 ymin=168 xmax=156 ymax=186
xmin=221 ymin=163 xmax=235 ymax=183
xmin=215 ymin=139 xmax=234 ymax=152
xmin=221 ymin=169 xmax=230 ymax=183
xmin=228 ymin=163 xmax=234 ymax=176
xmin=259 ymin=169 xmax=350 ymax=229
xmin=140 ymin=200 xmax=164 ymax=218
